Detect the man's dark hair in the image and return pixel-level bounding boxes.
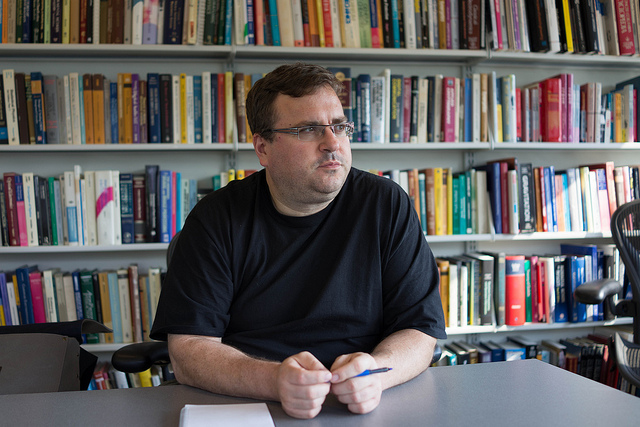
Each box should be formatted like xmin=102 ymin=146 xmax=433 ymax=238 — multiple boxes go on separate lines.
xmin=246 ymin=63 xmax=343 ymax=141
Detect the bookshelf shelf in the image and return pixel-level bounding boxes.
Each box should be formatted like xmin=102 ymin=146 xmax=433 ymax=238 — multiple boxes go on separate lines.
xmin=446 ymin=317 xmax=633 ymax=337
xmin=487 ymin=50 xmax=640 ymax=69
xmin=0 ymin=243 xmax=168 ymax=254
xmin=233 ymin=45 xmax=488 ymax=64
xmin=0 ymin=44 xmax=234 ymax=60
xmin=0 ymin=144 xmax=236 ymax=153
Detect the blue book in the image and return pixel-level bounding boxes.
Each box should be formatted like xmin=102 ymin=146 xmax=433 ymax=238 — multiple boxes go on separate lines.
xmin=107 ymin=271 xmax=123 ymax=343
xmin=419 ymin=172 xmax=427 ymax=235
xmin=223 ymin=0 xmax=233 ymax=45
xmin=542 ymin=167 xmax=556 ymax=232
xmin=485 ymin=162 xmax=502 ymax=234
xmin=175 ymin=172 xmax=182 ymax=233
xmin=119 ymin=173 xmax=134 ymax=244
xmin=21 ymin=1 xmax=32 ymax=43
xmin=564 ymin=255 xmax=587 ymax=323
xmin=15 ymin=265 xmax=36 ymax=325
xmin=30 ymin=72 xmax=47 ymax=144
xmin=560 ymin=173 xmax=572 ymax=231
xmin=357 ymin=74 xmax=371 ymax=142
xmin=0 ymin=74 xmax=7 ymax=143
xmin=352 ymin=78 xmax=360 ymax=141
xmin=464 ymin=77 xmax=472 ymax=142
xmin=131 ymin=74 xmax=140 ymax=144
xmin=71 ymin=270 xmax=84 ymax=321
xmin=553 ymin=255 xmax=569 ymax=323
xmin=193 ymin=76 xmax=203 ymax=143
xmin=458 ymin=173 xmax=467 ymax=235
xmin=211 ymin=74 xmax=218 ymax=142
xmin=246 ymin=0 xmax=255 ymax=44
xmin=109 ymin=82 xmax=119 ymax=143
xmin=159 ymin=170 xmax=173 ymax=244
xmin=267 ymin=0 xmax=281 ymax=46
xmin=389 ymin=0 xmax=400 ymax=48
xmin=147 ymin=73 xmax=161 ymax=143
xmin=0 ymin=272 xmax=12 ymax=325
xmin=452 ymin=175 xmax=460 ymax=235
xmin=547 ymin=166 xmax=558 ymax=232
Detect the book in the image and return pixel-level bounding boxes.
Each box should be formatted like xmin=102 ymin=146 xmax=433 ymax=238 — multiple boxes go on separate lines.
xmin=505 ymin=255 xmax=526 ymax=326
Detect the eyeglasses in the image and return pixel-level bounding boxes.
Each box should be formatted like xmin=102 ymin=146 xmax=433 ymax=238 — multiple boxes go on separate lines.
xmin=268 ymin=122 xmax=355 ymax=142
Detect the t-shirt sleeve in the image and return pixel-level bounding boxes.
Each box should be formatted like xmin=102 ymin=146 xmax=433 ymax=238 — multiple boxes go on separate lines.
xmin=149 ymin=206 xmax=235 ymax=341
xmin=380 ymin=188 xmax=447 ymax=341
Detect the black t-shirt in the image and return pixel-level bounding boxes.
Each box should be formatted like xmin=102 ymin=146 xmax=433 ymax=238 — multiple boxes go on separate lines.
xmin=150 ymin=168 xmax=446 ymax=367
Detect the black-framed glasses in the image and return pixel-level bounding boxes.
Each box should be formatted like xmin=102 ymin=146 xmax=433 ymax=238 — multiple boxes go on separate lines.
xmin=268 ymin=122 xmax=355 ymax=142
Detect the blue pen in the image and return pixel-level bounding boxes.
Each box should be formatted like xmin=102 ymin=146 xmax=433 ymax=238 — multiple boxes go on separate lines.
xmin=353 ymin=367 xmax=393 ymax=378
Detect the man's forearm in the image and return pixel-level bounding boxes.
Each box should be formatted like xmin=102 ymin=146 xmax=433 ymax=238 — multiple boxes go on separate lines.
xmin=370 ymin=329 xmax=437 ymax=391
xmin=168 ymin=334 xmax=281 ymax=400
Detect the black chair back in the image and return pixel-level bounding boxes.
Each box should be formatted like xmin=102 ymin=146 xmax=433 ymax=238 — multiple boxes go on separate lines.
xmin=610 ymin=200 xmax=640 ymax=344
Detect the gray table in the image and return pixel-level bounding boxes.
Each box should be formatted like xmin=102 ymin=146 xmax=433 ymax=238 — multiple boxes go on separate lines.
xmin=1 ymin=359 xmax=639 ymax=426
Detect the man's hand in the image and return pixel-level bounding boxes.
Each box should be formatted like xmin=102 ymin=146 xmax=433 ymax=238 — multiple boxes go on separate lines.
xmin=329 ymin=352 xmax=383 ymax=415
xmin=277 ymin=352 xmax=332 ymax=419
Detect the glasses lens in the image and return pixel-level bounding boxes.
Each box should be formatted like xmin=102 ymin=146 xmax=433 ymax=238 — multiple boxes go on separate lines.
xmin=298 ymin=126 xmax=322 ymax=141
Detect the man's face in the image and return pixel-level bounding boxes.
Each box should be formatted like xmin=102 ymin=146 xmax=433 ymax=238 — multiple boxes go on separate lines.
xmin=254 ymin=85 xmax=352 ymax=216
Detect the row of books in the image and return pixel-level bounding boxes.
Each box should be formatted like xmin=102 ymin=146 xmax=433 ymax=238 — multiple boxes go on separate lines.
xmin=5 ymin=0 xmax=640 ymax=57
xmin=488 ymin=0 xmax=640 ymax=56
xmin=437 ymin=328 xmax=638 ymax=395
xmin=435 ymin=243 xmax=626 ymax=328
xmin=0 ymin=69 xmax=257 ymax=146
xmin=0 ymin=165 xmax=203 ymax=248
xmin=329 ymin=67 xmax=640 ymax=144
xmin=0 ymin=264 xmax=163 ymax=345
xmin=4 ymin=67 xmax=640 ymax=147
xmin=0 ymin=0 xmax=233 ymax=45
xmin=387 ymin=158 xmax=640 ymax=237
xmin=89 ymin=361 xmax=169 ymax=390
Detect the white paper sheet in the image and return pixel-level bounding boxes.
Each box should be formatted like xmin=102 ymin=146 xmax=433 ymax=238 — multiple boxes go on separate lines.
xmin=179 ymin=403 xmax=276 ymax=427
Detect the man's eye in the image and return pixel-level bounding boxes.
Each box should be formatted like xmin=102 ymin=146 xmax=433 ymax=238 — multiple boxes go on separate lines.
xmin=299 ymin=127 xmax=317 ymax=134
xmin=334 ymin=124 xmax=346 ymax=132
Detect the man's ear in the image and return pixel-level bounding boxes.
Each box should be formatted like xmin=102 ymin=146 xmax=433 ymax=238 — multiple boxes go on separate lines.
xmin=253 ymin=133 xmax=269 ymax=167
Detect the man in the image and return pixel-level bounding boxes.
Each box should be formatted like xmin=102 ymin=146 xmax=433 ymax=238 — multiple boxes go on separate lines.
xmin=150 ymin=63 xmax=446 ymax=419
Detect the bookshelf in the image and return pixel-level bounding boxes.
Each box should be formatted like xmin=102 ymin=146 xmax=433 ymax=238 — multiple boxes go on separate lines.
xmin=2 ymin=42 xmax=639 ymax=359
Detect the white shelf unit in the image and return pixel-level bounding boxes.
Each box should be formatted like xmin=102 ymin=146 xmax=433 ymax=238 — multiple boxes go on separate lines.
xmin=2 ymin=44 xmax=639 ymax=356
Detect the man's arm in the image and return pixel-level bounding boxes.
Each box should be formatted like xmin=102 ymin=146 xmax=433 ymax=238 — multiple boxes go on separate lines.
xmin=168 ymin=334 xmax=333 ymax=419
xmin=329 ymin=329 xmax=437 ymax=414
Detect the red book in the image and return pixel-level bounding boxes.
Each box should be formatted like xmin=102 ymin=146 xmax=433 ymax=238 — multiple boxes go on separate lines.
xmin=515 ymin=87 xmax=521 ymax=141
xmin=321 ymin=0 xmax=333 ymax=47
xmin=403 ymin=77 xmax=412 ymax=142
xmin=441 ymin=77 xmax=456 ymax=142
xmin=370 ymin=0 xmax=381 ymax=48
xmin=254 ymin=0 xmax=265 ymax=45
xmin=615 ymin=0 xmax=636 ymax=55
xmin=3 ymin=172 xmax=20 ymax=246
xmin=493 ymin=0 xmax=503 ymax=50
xmin=541 ymin=77 xmax=562 ymax=142
xmin=505 ymin=255 xmax=526 ymax=326
xmin=528 ymin=255 xmax=539 ymax=323
xmin=29 ymin=270 xmax=47 ymax=323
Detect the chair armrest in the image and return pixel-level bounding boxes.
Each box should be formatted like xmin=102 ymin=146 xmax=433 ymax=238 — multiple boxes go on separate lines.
xmin=111 ymin=341 xmax=170 ymax=373
xmin=573 ymin=278 xmax=623 ymax=305
xmin=431 ymin=343 xmax=442 ymax=365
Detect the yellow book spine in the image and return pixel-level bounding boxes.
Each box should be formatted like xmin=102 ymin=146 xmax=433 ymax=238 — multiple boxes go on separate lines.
xmin=123 ymin=73 xmax=133 ymax=144
xmin=244 ymin=74 xmax=253 ymax=143
xmin=62 ymin=0 xmax=71 ymax=43
xmin=225 ymin=71 xmax=234 ymax=143
xmin=562 ymin=0 xmax=574 ymax=53
xmin=316 ymin=0 xmax=326 ymax=47
xmin=138 ymin=368 xmax=153 ymax=387
xmin=236 ymin=169 xmax=245 ymax=180
xmin=434 ymin=167 xmax=444 ymax=235
xmin=92 ymin=74 xmax=105 ymax=144
xmin=180 ymin=73 xmax=188 ymax=143
xmin=436 ymin=259 xmax=450 ymax=328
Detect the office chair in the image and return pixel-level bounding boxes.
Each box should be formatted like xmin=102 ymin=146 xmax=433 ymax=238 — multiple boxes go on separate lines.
xmin=574 ymin=199 xmax=640 ymax=390
xmin=0 ymin=319 xmax=112 ymax=393
xmin=112 ymin=230 xmax=443 ymax=376
xmin=110 ymin=231 xmax=180 ymax=376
